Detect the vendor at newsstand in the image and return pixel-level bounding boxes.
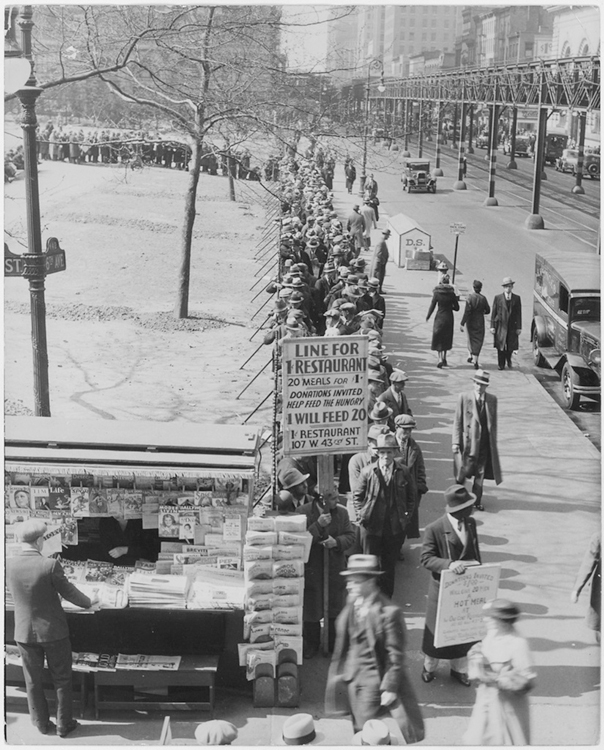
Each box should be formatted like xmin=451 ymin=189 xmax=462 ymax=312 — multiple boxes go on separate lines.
xmin=97 ymin=514 xmax=158 ymax=566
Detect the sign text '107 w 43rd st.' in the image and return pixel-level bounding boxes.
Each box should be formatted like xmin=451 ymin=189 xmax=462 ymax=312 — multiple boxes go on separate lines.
xmin=281 ymin=335 xmax=369 ymax=456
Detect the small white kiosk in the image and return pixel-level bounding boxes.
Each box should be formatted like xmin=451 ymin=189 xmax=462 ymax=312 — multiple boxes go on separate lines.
xmin=388 ymin=213 xmax=432 ymax=270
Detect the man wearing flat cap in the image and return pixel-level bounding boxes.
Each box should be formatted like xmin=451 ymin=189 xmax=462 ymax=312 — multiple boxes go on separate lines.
xmin=420 ymin=485 xmax=481 ymax=687
xmin=325 ymin=555 xmax=424 ymax=743
xmin=370 ymin=230 xmax=390 ymax=294
xmin=378 ymin=370 xmax=413 ymax=427
xmin=7 ymin=519 xmax=98 ymax=737
xmin=353 ymin=434 xmax=417 ymax=597
xmin=452 ymin=369 xmax=502 ymax=511
xmin=490 ymin=277 xmax=522 ymax=370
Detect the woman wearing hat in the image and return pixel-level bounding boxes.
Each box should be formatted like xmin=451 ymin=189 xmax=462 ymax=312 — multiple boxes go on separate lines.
xmin=460 ymin=280 xmax=491 ymax=370
xmin=463 ymin=599 xmax=536 ymax=745
xmin=426 ymin=274 xmax=460 ymax=368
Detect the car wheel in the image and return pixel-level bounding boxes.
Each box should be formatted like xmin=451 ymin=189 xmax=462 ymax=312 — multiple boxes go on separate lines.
xmin=532 ymin=331 xmax=546 ymax=367
xmin=562 ymin=362 xmax=581 ymax=410
xmin=587 ymin=163 xmax=599 ymax=176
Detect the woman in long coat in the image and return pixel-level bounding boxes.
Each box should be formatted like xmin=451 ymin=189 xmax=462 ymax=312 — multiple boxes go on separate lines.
xmin=461 ymin=280 xmax=491 ymax=369
xmin=299 ymin=492 xmax=356 ymax=658
xmin=426 ymin=274 xmax=460 ymax=367
xmin=463 ymin=599 xmax=536 ymax=745
xmin=571 ymin=531 xmax=601 ymax=642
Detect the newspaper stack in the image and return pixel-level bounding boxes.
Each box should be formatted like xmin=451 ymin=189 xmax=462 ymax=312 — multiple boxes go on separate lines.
xmin=127 ymin=572 xmax=191 ymax=609
xmin=239 ymin=514 xmax=311 ymax=679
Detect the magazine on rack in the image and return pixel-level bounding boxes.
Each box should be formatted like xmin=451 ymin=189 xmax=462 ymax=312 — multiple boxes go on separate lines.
xmin=70 ymin=487 xmax=90 ymax=517
xmin=158 ymin=505 xmax=180 ymax=538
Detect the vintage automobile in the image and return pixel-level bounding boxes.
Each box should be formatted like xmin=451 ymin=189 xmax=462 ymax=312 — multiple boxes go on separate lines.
xmin=475 ymin=132 xmax=490 ymax=149
xmin=555 ymin=148 xmax=600 ymax=179
xmin=532 ymin=251 xmax=600 ymax=410
xmin=543 ymin=133 xmax=569 ymax=165
xmin=502 ymin=135 xmax=532 ymax=156
xmin=401 ymin=160 xmax=436 ymax=193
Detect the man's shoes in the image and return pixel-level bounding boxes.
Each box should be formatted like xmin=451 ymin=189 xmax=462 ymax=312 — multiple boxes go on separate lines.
xmin=421 ymin=668 xmax=436 ymax=683
xmin=474 ymin=362 xmax=480 ymax=370
xmin=436 ymin=362 xmax=443 ymax=369
xmin=57 ymin=720 xmax=79 ymax=738
xmin=498 ymin=365 xmax=504 ymax=370
xmin=467 ymin=357 xmax=473 ymax=363
xmin=450 ymin=670 xmax=471 ymax=687
xmin=474 ymin=503 xmax=485 ymax=511
xmin=39 ymin=721 xmax=56 ymax=735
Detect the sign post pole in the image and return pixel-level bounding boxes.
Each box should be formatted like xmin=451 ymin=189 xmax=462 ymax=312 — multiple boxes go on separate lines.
xmin=449 ymin=223 xmax=466 ymax=284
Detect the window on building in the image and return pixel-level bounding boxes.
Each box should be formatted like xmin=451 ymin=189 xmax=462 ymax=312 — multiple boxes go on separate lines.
xmin=431 ymin=32 xmax=436 ymax=40
xmin=422 ymin=32 xmax=427 ymax=40
xmin=422 ymin=18 xmax=427 ymax=26
xmin=409 ymin=31 xmax=415 ymax=38
xmin=410 ymin=18 xmax=415 ymax=26
xmin=431 ymin=18 xmax=436 ymax=27
xmin=444 ymin=20 xmax=449 ymax=27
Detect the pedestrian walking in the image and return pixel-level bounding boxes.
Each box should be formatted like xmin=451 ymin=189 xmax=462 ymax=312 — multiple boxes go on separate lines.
xmin=6 ymin=520 xmax=97 ymax=737
xmin=370 ymin=229 xmax=390 ymax=294
xmin=426 ymin=274 xmax=460 ymax=368
xmin=325 ymin=554 xmax=425 ymax=742
xmin=571 ymin=530 xmax=601 ymax=643
xmin=461 ymin=280 xmax=491 ymax=369
xmin=360 ymin=200 xmax=377 ymax=250
xmin=347 ymin=205 xmax=366 ymax=257
xmin=394 ymin=414 xmax=428 ymax=546
xmin=299 ymin=490 xmax=356 ymax=658
xmin=490 ymin=277 xmax=522 ymax=370
xmin=352 ymin=433 xmax=416 ymax=598
xmin=463 ymin=599 xmax=536 ymax=745
xmin=452 ymin=369 xmax=502 ymax=511
xmin=420 ymin=484 xmax=481 ymax=686
xmin=378 ymin=369 xmax=413 ymax=424
xmin=345 ymin=161 xmax=357 ymax=194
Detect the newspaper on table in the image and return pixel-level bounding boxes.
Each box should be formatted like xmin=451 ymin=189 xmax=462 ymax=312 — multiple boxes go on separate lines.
xmin=127 ymin=572 xmax=190 ymax=609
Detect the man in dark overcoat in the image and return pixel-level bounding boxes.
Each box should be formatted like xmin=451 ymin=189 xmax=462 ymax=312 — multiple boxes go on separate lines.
xmin=299 ymin=491 xmax=356 ymax=658
xmin=6 ymin=520 xmax=97 ymax=737
xmin=378 ymin=370 xmax=413 ymax=428
xmin=353 ymin=433 xmax=417 ymax=597
xmin=394 ymin=414 xmax=428 ymax=540
xmin=452 ymin=369 xmax=502 ymax=511
xmin=490 ymin=276 xmax=522 ymax=369
xmin=420 ymin=485 xmax=481 ymax=687
xmin=370 ymin=230 xmax=390 ymax=294
xmin=325 ymin=554 xmax=424 ymax=742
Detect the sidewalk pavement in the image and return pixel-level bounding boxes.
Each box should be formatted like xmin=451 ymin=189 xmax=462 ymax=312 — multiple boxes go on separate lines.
xmin=6 ymin=158 xmax=600 ymax=747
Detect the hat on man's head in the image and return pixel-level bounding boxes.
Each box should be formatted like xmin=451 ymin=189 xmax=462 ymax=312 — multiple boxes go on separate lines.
xmin=353 ymin=257 xmax=366 ymax=268
xmin=289 ymin=291 xmax=304 ymax=303
xmin=273 ymin=299 xmax=288 ymax=312
xmin=482 ymin=598 xmax=521 ymax=622
xmin=367 ymin=355 xmax=382 ymax=369
xmin=324 ymin=309 xmax=340 ymax=319
xmin=352 ymin=719 xmax=401 ymax=746
xmin=291 ymin=277 xmax=304 ymax=288
xmin=389 ymin=369 xmax=409 ymax=383
xmin=367 ymin=370 xmax=384 ymax=383
xmin=332 ymin=246 xmax=344 ymax=256
xmin=345 ymin=274 xmax=359 ymax=285
xmin=337 ymin=265 xmax=350 ymax=276
xmin=353 ymin=204 xmax=360 ymax=210
xmin=394 ymin=414 xmax=416 ymax=428
xmin=323 ymin=262 xmax=336 ymax=274
xmin=194 ymin=720 xmax=238 ymax=745
xmin=382 ymin=229 xmax=391 ymax=236
xmin=472 ymin=369 xmax=490 ymax=386
xmin=437 ymin=261 xmax=448 ymax=272
xmin=279 ymin=468 xmax=310 ymax=490
xmin=370 ymin=402 xmax=392 ymax=421
xmin=17 ymin=519 xmax=47 ymax=544
xmin=444 ymin=484 xmax=476 ymax=513
xmin=341 ymin=554 xmax=384 ymax=578
xmin=368 ymin=424 xmax=391 ymax=441
xmin=282 ymin=713 xmax=319 ymax=745
xmin=367 ymin=277 xmax=381 ymax=289
xmin=376 ymin=432 xmax=398 ymax=450
xmin=340 ymin=302 xmax=357 ymax=314
xmin=502 ymin=276 xmax=515 ymax=286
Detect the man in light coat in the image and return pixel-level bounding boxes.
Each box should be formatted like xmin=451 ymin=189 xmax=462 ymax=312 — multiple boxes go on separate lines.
xmin=346 ymin=204 xmax=366 ymax=256
xmin=325 ymin=555 xmax=424 ymax=742
xmin=370 ymin=229 xmax=390 ymax=294
xmin=490 ymin=276 xmax=522 ymax=370
xmin=360 ymin=200 xmax=377 ymax=250
xmin=6 ymin=520 xmax=97 ymax=737
xmin=452 ymin=369 xmax=502 ymax=511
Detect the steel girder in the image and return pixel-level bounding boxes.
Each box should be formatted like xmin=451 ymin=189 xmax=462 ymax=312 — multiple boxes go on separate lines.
xmin=377 ymin=57 xmax=600 ymax=112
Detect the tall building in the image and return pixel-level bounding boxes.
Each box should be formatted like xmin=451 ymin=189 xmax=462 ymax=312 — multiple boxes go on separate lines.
xmin=325 ymin=7 xmax=360 ymax=83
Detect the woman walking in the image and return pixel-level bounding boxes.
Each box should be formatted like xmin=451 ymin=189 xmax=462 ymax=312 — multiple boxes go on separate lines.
xmin=463 ymin=599 xmax=536 ymax=745
xmin=460 ymin=280 xmax=491 ymax=369
xmin=426 ymin=274 xmax=459 ymax=368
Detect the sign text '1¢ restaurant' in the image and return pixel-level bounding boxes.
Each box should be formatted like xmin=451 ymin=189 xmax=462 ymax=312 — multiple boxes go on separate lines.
xmin=281 ymin=335 xmax=369 ymax=456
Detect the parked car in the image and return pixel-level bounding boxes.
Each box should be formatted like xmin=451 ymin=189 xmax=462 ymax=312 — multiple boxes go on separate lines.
xmin=475 ymin=132 xmax=489 ymax=149
xmin=543 ymin=133 xmax=569 ymax=165
xmin=401 ymin=160 xmax=436 ymax=193
xmin=502 ymin=135 xmax=532 ymax=156
xmin=532 ymin=251 xmax=600 ymax=410
xmin=555 ymin=148 xmax=600 ymax=179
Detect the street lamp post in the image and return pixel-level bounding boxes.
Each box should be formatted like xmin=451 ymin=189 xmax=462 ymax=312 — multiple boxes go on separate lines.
xmin=359 ymin=58 xmax=385 ymax=196
xmin=5 ymin=5 xmax=51 ymax=415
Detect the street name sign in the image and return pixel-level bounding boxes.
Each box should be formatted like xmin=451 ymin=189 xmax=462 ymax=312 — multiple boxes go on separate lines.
xmin=281 ymin=334 xmax=368 ymax=456
xmin=434 ymin=563 xmax=501 ymax=648
xmin=449 ymin=222 xmax=466 ymax=235
xmin=4 ymin=237 xmax=66 ymax=277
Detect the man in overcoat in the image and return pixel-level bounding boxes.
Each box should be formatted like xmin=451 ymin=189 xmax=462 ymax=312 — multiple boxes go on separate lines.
xmin=6 ymin=520 xmax=97 ymax=737
xmin=452 ymin=369 xmax=502 ymax=511
xmin=378 ymin=370 xmax=413 ymax=428
xmin=490 ymin=276 xmax=522 ymax=369
xmin=346 ymin=204 xmax=366 ymax=256
xmin=370 ymin=229 xmax=390 ymax=294
xmin=325 ymin=554 xmax=424 ymax=742
xmin=353 ymin=433 xmax=417 ymax=597
xmin=420 ymin=485 xmax=481 ymax=686
xmin=394 ymin=414 xmax=428 ymax=541
xmin=299 ymin=491 xmax=356 ymax=658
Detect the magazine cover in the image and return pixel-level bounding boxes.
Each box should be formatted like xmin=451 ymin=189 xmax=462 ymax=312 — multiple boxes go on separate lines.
xmin=88 ymin=489 xmax=111 ymax=517
xmin=46 ymin=488 xmax=70 ymax=511
xmin=60 ymin=517 xmax=79 ymax=546
xmin=70 ymin=488 xmax=90 ymax=517
xmin=177 ymin=494 xmax=195 ymax=508
xmin=62 ymin=559 xmax=87 ymax=583
xmin=179 ymin=512 xmax=198 ymax=541
xmin=85 ymin=559 xmax=114 ymax=583
xmin=106 ymin=490 xmax=125 ymax=517
xmin=142 ymin=493 xmax=160 ymax=529
xmin=158 ymin=505 xmax=180 ymax=537
xmin=193 ymin=490 xmax=213 ymax=507
xmin=213 ymin=475 xmax=243 ymax=506
xmin=8 ymin=485 xmax=33 ymax=510
xmin=6 ymin=508 xmax=30 ymax=526
xmin=31 ymin=487 xmax=51 ymax=510
xmin=123 ymin=491 xmax=143 ymax=519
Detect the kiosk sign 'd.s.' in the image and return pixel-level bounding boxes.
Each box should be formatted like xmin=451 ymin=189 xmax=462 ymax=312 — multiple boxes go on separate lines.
xmin=281 ymin=335 xmax=369 ymax=456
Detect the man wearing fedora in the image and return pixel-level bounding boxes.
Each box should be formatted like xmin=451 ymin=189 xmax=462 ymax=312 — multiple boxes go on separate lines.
xmin=394 ymin=414 xmax=428 ymax=542
xmin=347 ymin=204 xmax=366 ymax=256
xmin=370 ymin=230 xmax=391 ymax=295
xmin=6 ymin=519 xmax=98 ymax=737
xmin=325 ymin=554 xmax=424 ymax=743
xmin=490 ymin=277 xmax=522 ymax=370
xmin=360 ymin=200 xmax=377 ymax=250
xmin=277 ymin=468 xmax=312 ymax=512
xmin=353 ymin=433 xmax=417 ymax=598
xmin=452 ymin=369 xmax=502 ymax=511
xmin=420 ymin=485 xmax=482 ymax=686
xmin=378 ymin=370 xmax=413 ymax=427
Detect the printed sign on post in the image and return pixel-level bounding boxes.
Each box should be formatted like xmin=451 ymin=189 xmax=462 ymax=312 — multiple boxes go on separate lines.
xmin=434 ymin=563 xmax=501 ymax=648
xmin=281 ymin=335 xmax=368 ymax=456
xmin=449 ymin=222 xmax=466 ymax=235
